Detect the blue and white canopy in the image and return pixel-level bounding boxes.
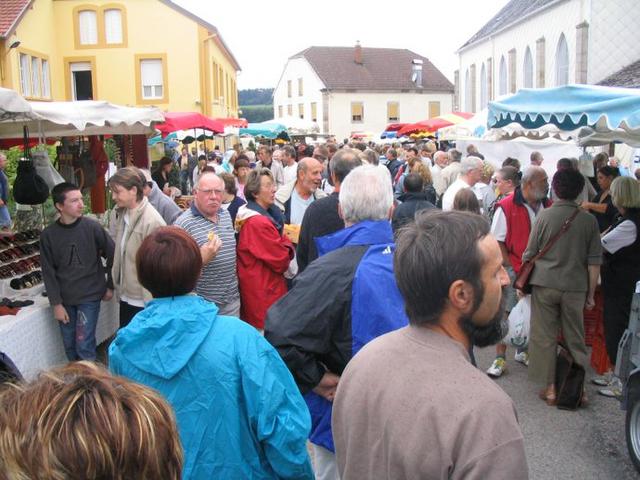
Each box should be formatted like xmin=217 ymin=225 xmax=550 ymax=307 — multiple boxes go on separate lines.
xmin=487 ymin=85 xmax=640 ymax=146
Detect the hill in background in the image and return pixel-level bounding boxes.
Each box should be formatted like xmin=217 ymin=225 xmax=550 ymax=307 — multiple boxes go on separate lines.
xmin=239 ymin=88 xmax=274 ymax=123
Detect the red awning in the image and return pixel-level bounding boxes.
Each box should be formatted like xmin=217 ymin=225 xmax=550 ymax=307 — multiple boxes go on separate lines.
xmin=214 ymin=117 xmax=248 ymax=128
xmin=156 ymin=112 xmax=225 ymax=137
xmin=384 ymin=123 xmax=407 ymax=132
xmin=397 ymin=112 xmax=474 ymax=137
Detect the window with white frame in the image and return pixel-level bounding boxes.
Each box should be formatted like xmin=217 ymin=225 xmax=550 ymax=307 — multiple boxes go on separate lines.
xmin=78 ymin=10 xmax=98 ymax=45
xmin=18 ymin=52 xmax=51 ymax=99
xmin=19 ymin=54 xmax=31 ymax=97
xmin=104 ymin=9 xmax=123 ymax=44
xmin=555 ymin=34 xmax=569 ymax=86
xmin=499 ymin=56 xmax=507 ymax=96
xmin=480 ymin=63 xmax=487 ymax=109
xmin=523 ymin=47 xmax=533 ymax=88
xmin=140 ymin=59 xmax=164 ymax=99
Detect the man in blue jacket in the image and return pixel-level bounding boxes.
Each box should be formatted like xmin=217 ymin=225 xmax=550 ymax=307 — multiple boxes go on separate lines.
xmin=265 ymin=165 xmax=409 ymax=479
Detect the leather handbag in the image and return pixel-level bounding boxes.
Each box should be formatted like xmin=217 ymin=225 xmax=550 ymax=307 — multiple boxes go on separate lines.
xmin=513 ymin=208 xmax=580 ymax=293
xmin=555 ymin=344 xmax=585 ymax=410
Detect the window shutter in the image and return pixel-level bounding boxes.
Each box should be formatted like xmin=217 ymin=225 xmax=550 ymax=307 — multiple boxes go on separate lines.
xmin=79 ymin=10 xmax=98 ymax=45
xmin=140 ymin=59 xmax=163 ymax=99
xmin=104 ymin=9 xmax=123 ymax=44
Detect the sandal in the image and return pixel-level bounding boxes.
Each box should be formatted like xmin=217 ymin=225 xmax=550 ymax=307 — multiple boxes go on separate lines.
xmin=539 ymin=386 xmax=557 ymax=406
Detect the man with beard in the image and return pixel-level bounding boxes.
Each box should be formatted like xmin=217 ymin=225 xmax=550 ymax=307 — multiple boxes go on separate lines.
xmin=332 ymin=210 xmax=528 ymax=480
xmin=486 ymin=166 xmax=551 ymax=377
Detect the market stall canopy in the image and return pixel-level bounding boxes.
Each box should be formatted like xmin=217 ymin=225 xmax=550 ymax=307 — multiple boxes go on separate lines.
xmin=268 ymin=116 xmax=320 ymax=135
xmin=239 ymin=122 xmax=287 ymax=139
xmin=384 ymin=123 xmax=408 ymax=132
xmin=155 ymin=112 xmax=225 ymax=137
xmin=397 ymin=112 xmax=474 ymax=137
xmin=213 ymin=117 xmax=248 ymax=128
xmin=439 ymin=110 xmax=488 ymax=140
xmin=487 ymin=85 xmax=640 ymax=145
xmin=0 ymin=87 xmax=38 ymax=121
xmin=0 ymin=100 xmax=165 ymax=138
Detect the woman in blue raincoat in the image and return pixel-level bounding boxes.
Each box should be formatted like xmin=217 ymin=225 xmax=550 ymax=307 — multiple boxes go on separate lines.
xmin=109 ymin=226 xmax=313 ymax=480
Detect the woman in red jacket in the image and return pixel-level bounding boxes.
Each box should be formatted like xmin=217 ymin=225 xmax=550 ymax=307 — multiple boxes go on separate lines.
xmin=236 ymin=168 xmax=295 ymax=331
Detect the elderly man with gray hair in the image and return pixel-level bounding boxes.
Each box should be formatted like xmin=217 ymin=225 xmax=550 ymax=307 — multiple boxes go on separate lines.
xmin=442 ymin=156 xmax=484 ymax=211
xmin=275 ymin=156 xmax=326 ymax=226
xmin=265 ymin=165 xmax=409 ymax=480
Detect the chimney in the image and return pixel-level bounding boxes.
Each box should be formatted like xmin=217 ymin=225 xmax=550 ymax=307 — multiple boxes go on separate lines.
xmin=354 ymin=41 xmax=363 ymax=65
xmin=411 ymin=59 xmax=423 ymax=86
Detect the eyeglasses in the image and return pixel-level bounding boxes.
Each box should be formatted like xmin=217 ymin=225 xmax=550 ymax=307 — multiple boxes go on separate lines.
xmin=196 ymin=188 xmax=224 ymax=197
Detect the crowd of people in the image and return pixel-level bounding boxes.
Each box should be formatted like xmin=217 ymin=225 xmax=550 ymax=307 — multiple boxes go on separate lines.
xmin=1 ymin=137 xmax=639 ymax=479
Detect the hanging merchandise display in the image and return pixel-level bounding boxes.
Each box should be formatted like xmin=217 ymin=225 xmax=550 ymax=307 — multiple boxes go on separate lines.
xmin=13 ymin=127 xmax=49 ymax=206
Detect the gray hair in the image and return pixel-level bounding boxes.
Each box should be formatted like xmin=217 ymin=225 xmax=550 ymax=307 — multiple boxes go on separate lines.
xmin=331 ymin=149 xmax=362 ymax=183
xmin=610 ymin=176 xmax=640 ymax=209
xmin=433 ymin=151 xmax=448 ymax=164
xmin=359 ymin=148 xmax=379 ymax=166
xmin=448 ymin=149 xmax=462 ymax=163
xmin=521 ymin=166 xmax=546 ymax=185
xmin=460 ymin=156 xmax=483 ymax=175
xmin=339 ymin=165 xmax=393 ymax=224
xmin=193 ymin=171 xmax=221 ymax=190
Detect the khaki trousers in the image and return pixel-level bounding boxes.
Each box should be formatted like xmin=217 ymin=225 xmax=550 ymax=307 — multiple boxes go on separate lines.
xmin=528 ymin=286 xmax=588 ymax=385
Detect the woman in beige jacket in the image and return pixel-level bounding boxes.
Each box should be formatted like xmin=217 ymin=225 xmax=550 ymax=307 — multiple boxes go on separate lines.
xmin=109 ymin=167 xmax=165 ymax=328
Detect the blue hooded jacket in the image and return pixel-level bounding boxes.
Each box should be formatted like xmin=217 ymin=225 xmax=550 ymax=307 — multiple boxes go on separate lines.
xmin=265 ymin=220 xmax=408 ymax=453
xmin=109 ymin=295 xmax=314 ymax=480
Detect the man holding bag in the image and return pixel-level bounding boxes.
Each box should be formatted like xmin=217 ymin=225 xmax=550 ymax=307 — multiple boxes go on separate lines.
xmin=486 ymin=166 xmax=551 ymax=377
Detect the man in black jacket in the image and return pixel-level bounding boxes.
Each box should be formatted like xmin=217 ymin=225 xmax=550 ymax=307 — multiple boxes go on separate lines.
xmin=392 ymin=173 xmax=435 ymax=234
xmin=296 ymin=149 xmax=362 ymax=272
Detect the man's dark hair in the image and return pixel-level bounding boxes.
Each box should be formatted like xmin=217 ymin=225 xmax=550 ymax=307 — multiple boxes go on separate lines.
xmin=552 ymin=168 xmax=585 ymax=200
xmin=502 ymin=157 xmax=521 ymax=171
xmin=556 ymin=157 xmax=575 ymax=171
xmin=448 ymin=149 xmax=462 ymax=163
xmin=407 ymin=147 xmax=419 ymax=155
xmin=354 ymin=142 xmax=367 ymax=152
xmin=52 ymin=182 xmax=80 ymax=207
xmin=394 ymin=210 xmax=489 ymax=326
xmin=282 ymin=145 xmax=297 ymax=160
xmin=198 ymin=154 xmax=206 ymax=161
xmin=387 ymin=149 xmax=398 ymax=160
xmin=330 ymin=149 xmax=362 ymax=183
xmin=403 ymin=173 xmax=423 ymax=193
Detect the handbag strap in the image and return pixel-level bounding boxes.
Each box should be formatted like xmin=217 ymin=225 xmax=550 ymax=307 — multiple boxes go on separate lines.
xmin=530 ymin=208 xmax=580 ymax=262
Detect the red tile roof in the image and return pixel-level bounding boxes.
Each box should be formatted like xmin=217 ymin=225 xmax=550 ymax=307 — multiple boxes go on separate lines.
xmin=0 ymin=0 xmax=32 ymax=39
xmin=292 ymin=46 xmax=453 ymax=92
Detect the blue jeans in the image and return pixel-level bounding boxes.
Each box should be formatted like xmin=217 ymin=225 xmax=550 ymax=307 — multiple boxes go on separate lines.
xmin=179 ymin=169 xmax=191 ymax=195
xmin=0 ymin=205 xmax=11 ymax=228
xmin=59 ymin=301 xmax=101 ymax=361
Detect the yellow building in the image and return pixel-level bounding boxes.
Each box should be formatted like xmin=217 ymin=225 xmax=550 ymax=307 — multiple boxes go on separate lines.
xmin=0 ymin=0 xmax=240 ymax=117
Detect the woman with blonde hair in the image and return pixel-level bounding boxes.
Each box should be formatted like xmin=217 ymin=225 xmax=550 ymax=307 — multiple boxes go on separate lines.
xmin=0 ymin=361 xmax=183 ymax=479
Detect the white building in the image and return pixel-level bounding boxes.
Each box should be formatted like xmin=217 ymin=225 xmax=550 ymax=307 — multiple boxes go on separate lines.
xmin=273 ymin=44 xmax=454 ymax=140
xmin=456 ymin=0 xmax=640 ymax=112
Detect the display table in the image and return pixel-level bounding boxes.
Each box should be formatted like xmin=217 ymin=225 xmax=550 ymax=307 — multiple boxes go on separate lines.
xmin=0 ymin=296 xmax=118 ymax=380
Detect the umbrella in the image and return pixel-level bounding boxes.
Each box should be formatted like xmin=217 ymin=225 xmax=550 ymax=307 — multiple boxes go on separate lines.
xmin=155 ymin=112 xmax=225 ymax=137
xmin=397 ymin=112 xmax=474 ymax=137
xmin=213 ymin=117 xmax=248 ymax=128
xmin=384 ymin=123 xmax=408 ymax=132
xmin=487 ymin=85 xmax=640 ymax=146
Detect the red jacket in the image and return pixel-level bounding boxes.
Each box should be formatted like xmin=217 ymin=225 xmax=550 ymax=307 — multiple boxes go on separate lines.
xmin=496 ymin=188 xmax=551 ymax=274
xmin=236 ymin=210 xmax=295 ymax=329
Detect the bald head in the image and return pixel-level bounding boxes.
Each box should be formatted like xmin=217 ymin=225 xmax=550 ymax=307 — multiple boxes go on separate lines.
xmin=297 ymin=157 xmax=323 ymax=195
xmin=433 ymin=150 xmax=449 ymax=168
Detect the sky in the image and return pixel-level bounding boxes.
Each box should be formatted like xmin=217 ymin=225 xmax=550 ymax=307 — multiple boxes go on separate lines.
xmin=174 ymin=0 xmax=511 ymax=90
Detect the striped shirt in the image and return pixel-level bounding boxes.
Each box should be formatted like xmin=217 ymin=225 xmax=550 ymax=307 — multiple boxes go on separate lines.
xmin=174 ymin=203 xmax=239 ymax=306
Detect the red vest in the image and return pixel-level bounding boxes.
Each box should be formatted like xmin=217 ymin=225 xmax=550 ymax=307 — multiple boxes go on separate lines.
xmin=497 ymin=189 xmax=551 ymax=273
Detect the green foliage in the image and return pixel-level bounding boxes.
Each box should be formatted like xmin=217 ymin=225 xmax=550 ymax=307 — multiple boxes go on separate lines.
xmin=240 ymin=104 xmax=273 ymax=123
xmin=238 ymin=88 xmax=274 ymax=106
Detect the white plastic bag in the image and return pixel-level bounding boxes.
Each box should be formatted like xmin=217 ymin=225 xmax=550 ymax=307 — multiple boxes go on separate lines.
xmin=504 ymin=295 xmax=531 ymax=349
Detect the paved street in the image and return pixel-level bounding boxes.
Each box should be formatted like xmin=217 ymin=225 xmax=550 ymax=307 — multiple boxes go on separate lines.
xmin=475 ymin=347 xmax=637 ymax=479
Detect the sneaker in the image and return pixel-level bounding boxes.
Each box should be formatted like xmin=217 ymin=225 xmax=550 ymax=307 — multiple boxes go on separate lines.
xmin=487 ymin=357 xmax=507 ymax=377
xmin=597 ymin=378 xmax=623 ymax=398
xmin=514 ymin=351 xmax=529 ymax=367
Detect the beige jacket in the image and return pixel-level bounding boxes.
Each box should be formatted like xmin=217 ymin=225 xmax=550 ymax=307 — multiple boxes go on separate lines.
xmin=112 ymin=197 xmax=166 ymax=303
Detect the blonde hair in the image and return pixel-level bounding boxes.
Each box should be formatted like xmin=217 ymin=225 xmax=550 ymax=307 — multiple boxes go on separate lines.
xmin=610 ymin=176 xmax=640 ymax=209
xmin=0 ymin=362 xmax=183 ymax=479
xmin=409 ymin=158 xmax=432 ymax=185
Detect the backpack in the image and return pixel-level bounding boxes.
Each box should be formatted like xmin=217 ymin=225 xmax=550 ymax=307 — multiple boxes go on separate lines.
xmin=13 ymin=127 xmax=49 ymax=205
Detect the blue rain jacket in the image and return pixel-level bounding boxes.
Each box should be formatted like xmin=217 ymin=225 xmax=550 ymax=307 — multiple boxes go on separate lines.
xmin=109 ymin=295 xmax=314 ymax=480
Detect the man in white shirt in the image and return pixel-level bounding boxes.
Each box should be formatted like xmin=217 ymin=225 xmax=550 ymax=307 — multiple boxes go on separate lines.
xmin=275 ymin=157 xmax=326 ymax=225
xmin=442 ymin=157 xmax=483 ymax=211
xmin=281 ymin=145 xmax=298 ymax=185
